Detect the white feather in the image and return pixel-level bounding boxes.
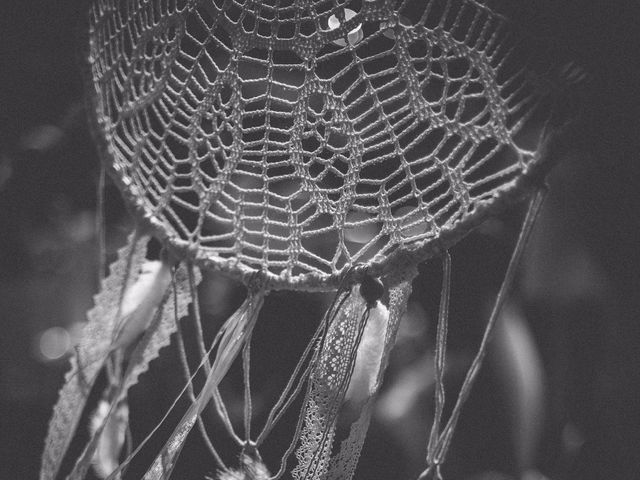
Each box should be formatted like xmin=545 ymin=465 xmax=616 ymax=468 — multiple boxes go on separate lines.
xmin=216 ymin=454 xmax=271 ymax=480
xmin=90 ymin=399 xmax=129 ymax=479
xmin=344 ymin=301 xmax=390 ymax=405
xmin=112 ymin=259 xmax=173 ymax=350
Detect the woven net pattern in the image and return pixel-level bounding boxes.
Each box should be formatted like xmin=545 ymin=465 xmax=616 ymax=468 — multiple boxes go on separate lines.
xmin=88 ymin=0 xmax=575 ymax=290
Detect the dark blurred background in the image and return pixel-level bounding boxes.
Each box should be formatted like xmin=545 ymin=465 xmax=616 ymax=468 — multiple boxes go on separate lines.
xmin=0 ymin=1 xmax=639 ymax=479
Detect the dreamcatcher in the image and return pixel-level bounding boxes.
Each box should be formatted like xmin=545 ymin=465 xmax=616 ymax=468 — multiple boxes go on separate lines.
xmin=41 ymin=0 xmax=583 ymax=479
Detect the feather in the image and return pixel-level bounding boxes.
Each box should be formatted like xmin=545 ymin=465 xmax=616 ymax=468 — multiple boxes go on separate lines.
xmin=64 ymin=260 xmax=201 ymax=480
xmin=216 ymin=453 xmax=271 ymax=480
xmin=327 ymin=280 xmax=413 ymax=480
xmin=39 ymin=233 xmax=148 ymax=480
xmin=111 ymin=259 xmax=173 ymax=350
xmin=103 ymin=287 xmax=265 ymax=480
xmin=292 ymin=280 xmax=412 ymax=480
xmin=344 ymin=302 xmax=389 ymax=406
xmin=89 ymin=398 xmax=129 ymax=479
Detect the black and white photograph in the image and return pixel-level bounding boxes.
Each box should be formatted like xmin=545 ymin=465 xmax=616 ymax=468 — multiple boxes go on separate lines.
xmin=1 ymin=1 xmax=638 ymax=479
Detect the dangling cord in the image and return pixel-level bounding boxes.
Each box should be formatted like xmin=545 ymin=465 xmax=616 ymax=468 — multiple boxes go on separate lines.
xmin=174 ymin=263 xmax=226 ymax=469
xmin=419 ymin=252 xmax=451 ymax=480
xmin=255 ymin=288 xmax=350 ymax=448
xmin=433 ymin=188 xmax=547 ymax=468
xmin=186 ymin=263 xmax=241 ymax=446
xmin=187 ymin=265 xmax=241 ymax=448
xmin=239 ymin=269 xmax=260 ymax=445
xmin=259 ymin=265 xmax=358 ymax=446
xmin=242 ymin=329 xmax=254 ymax=441
xmin=96 ymin=162 xmax=106 ymax=284
xmin=184 ymin=266 xmax=242 ymax=445
xmin=210 ymin=276 xmax=268 ymax=448
xmin=186 ymin=264 xmax=232 ymax=451
xmin=213 ymin=383 xmax=243 ymax=446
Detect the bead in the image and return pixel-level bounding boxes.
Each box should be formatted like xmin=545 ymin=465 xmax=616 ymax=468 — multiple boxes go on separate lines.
xmin=359 ymin=275 xmax=385 ymax=306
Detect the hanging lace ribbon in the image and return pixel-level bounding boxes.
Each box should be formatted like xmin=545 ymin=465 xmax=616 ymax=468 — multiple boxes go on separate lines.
xmin=293 ymin=276 xmax=414 ymax=480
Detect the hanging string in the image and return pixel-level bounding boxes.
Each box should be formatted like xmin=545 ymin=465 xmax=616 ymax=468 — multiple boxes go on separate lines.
xmin=267 ymin=284 xmax=355 ymax=480
xmin=292 ymin=272 xmax=387 ymax=480
xmin=96 ymin=162 xmax=106 ymax=284
xmin=187 ymin=264 xmax=243 ymax=447
xmin=137 ymin=278 xmax=266 ymax=480
xmin=186 ymin=263 xmax=242 ymax=448
xmin=430 ymin=188 xmax=547 ymax=472
xmin=242 ymin=331 xmax=254 ymax=441
xmin=426 ymin=251 xmax=452 ymax=470
xmin=256 ymin=287 xmax=351 ymax=447
xmin=174 ymin=264 xmax=226 ymax=469
xmin=104 ymin=321 xmax=232 ymax=480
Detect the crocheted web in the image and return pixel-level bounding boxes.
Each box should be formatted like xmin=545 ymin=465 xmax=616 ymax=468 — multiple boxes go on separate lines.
xmin=88 ymin=0 xmax=576 ymax=289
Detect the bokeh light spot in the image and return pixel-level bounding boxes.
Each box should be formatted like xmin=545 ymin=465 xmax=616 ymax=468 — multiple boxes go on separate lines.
xmin=38 ymin=326 xmax=72 ymax=361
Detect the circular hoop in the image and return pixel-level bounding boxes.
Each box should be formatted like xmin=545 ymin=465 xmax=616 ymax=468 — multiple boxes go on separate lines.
xmin=87 ymin=0 xmax=579 ymax=291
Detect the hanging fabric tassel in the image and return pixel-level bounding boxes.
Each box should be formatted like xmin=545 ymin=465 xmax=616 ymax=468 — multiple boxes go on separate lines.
xmin=64 ymin=251 xmax=201 ymax=480
xmin=291 ymin=286 xmax=365 ymax=480
xmin=104 ymin=278 xmax=266 ymax=480
xmin=327 ymin=279 xmax=414 ymax=480
xmin=292 ymin=273 xmax=414 ymax=480
xmin=40 ymin=232 xmax=148 ymax=480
